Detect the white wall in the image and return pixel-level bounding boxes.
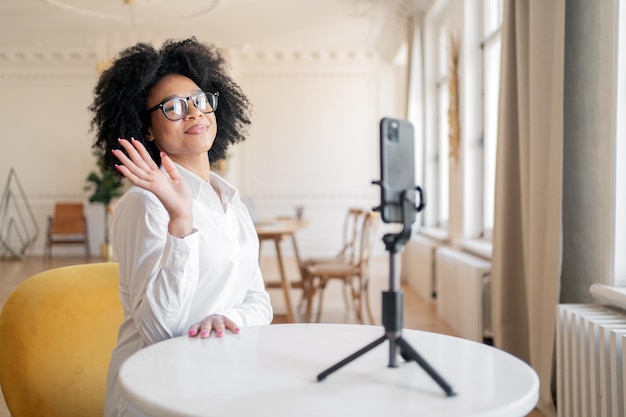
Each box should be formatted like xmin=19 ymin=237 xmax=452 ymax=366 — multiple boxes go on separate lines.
xmin=0 ymin=50 xmax=407 ymax=258
xmin=231 ymin=51 xmax=406 ymax=256
xmin=562 ymin=0 xmax=620 ymax=301
xmin=0 ymin=67 xmax=102 ymax=257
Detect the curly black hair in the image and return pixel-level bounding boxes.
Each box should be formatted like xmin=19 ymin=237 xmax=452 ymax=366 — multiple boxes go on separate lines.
xmin=89 ymin=37 xmax=251 ymax=173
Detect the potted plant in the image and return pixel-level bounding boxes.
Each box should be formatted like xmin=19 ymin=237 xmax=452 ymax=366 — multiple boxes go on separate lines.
xmin=85 ymin=148 xmax=124 ymax=260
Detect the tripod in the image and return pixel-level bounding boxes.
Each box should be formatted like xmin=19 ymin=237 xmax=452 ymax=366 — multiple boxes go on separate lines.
xmin=316 ymin=187 xmax=456 ymax=397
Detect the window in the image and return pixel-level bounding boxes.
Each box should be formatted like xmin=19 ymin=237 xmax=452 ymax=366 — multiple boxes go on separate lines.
xmin=614 ymin=0 xmax=626 ymax=286
xmin=481 ymin=0 xmax=503 ymax=238
xmin=436 ymin=26 xmax=450 ymax=228
xmin=418 ymin=0 xmax=501 ymax=242
xmin=422 ymin=9 xmax=449 ymax=230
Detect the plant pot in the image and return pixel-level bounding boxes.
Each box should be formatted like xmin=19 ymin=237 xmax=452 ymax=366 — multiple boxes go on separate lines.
xmin=100 ymin=243 xmax=113 ymax=261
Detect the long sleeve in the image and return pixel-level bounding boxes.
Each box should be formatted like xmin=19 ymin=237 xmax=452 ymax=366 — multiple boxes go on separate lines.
xmin=216 ymin=263 xmax=273 ymax=326
xmin=112 ymin=188 xmax=200 ymax=345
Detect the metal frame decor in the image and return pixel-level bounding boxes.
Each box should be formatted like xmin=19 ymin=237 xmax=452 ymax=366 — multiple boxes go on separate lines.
xmin=0 ymin=168 xmax=39 ymax=260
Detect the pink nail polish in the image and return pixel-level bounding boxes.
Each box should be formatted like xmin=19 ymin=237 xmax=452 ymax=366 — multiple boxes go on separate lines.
xmin=200 ymin=331 xmax=209 ymax=337
xmin=160 ymin=151 xmax=167 ymax=158
xmin=217 ymin=330 xmax=224 ymax=337
xmin=189 ymin=329 xmax=196 ymax=336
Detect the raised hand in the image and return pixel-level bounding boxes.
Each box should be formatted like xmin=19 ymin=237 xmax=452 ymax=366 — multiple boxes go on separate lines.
xmin=113 ymin=138 xmax=193 ymax=237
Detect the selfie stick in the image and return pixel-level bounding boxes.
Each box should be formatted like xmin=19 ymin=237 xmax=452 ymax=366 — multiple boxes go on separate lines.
xmin=316 ymin=185 xmax=456 ymax=397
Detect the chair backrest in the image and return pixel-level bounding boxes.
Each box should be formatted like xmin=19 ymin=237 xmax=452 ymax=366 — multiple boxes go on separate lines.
xmin=50 ymin=203 xmax=86 ymax=234
xmin=355 ymin=211 xmax=380 ymax=269
xmin=0 ymin=263 xmax=122 ymax=417
xmin=340 ymin=208 xmax=366 ymax=263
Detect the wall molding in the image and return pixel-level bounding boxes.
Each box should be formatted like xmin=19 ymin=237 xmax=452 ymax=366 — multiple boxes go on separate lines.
xmin=0 ymin=48 xmax=94 ymax=64
xmin=236 ymin=48 xmax=381 ymax=64
xmin=0 ymin=45 xmax=385 ymax=70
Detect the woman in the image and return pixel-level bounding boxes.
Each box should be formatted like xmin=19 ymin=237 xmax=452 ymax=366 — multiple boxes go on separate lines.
xmin=89 ymin=38 xmax=273 ymax=416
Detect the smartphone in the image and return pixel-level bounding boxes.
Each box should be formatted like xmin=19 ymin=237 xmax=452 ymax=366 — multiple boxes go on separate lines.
xmin=378 ymin=117 xmax=417 ymax=224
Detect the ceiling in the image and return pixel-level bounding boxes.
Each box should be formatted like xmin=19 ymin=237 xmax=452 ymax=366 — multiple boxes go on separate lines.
xmin=0 ymin=0 xmax=432 ymax=66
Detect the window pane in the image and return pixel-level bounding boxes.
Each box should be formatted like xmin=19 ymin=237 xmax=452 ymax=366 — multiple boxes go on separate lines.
xmin=438 ymin=28 xmax=449 ymax=78
xmin=482 ymin=36 xmax=501 ymax=233
xmin=483 ymin=0 xmax=503 ymax=37
xmin=421 ymin=18 xmax=450 ymax=230
xmin=438 ymin=82 xmax=450 ymax=227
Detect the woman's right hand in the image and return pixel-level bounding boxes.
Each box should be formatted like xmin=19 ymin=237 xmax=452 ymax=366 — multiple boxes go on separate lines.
xmin=188 ymin=314 xmax=240 ymax=338
xmin=113 ymin=138 xmax=194 ymax=238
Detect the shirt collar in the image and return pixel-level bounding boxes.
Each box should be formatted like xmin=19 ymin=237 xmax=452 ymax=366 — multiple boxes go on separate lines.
xmin=165 ymin=162 xmax=238 ymax=207
xmin=209 ymin=170 xmax=237 ymax=207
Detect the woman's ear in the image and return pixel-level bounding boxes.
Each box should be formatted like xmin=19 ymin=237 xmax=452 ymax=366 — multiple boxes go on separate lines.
xmin=145 ymin=127 xmax=155 ymax=142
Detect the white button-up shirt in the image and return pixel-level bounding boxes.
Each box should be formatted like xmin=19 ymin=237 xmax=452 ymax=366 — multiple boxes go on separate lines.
xmin=104 ymin=163 xmax=273 ymax=417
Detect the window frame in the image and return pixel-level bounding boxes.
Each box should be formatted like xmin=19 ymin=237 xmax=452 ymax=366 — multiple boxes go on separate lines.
xmin=479 ymin=0 xmax=503 ymax=240
xmin=422 ymin=3 xmax=450 ymax=231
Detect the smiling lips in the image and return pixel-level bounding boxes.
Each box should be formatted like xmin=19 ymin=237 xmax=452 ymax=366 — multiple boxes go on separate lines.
xmin=185 ymin=124 xmax=210 ymax=134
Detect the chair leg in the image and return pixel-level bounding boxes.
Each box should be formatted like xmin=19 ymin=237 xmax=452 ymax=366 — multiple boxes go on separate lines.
xmin=350 ymin=277 xmax=364 ymax=324
xmin=315 ymin=279 xmax=328 ymax=323
xmin=297 ymin=266 xmax=310 ymax=311
xmin=341 ymin=281 xmax=352 ymax=315
xmin=363 ymin=284 xmax=374 ymax=324
xmin=362 ymin=275 xmax=375 ymax=325
xmin=303 ymin=274 xmax=318 ymax=323
xmin=45 ymin=238 xmax=51 ymax=261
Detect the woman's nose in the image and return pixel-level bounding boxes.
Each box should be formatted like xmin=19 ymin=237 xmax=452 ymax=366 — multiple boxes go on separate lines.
xmin=185 ymin=98 xmax=204 ymax=119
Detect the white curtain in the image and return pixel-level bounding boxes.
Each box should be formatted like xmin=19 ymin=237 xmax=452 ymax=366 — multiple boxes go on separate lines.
xmin=491 ymin=1 xmax=564 ymax=416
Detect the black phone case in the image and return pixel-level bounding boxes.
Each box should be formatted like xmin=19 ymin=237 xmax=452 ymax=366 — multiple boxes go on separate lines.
xmin=379 ymin=118 xmax=416 ymax=223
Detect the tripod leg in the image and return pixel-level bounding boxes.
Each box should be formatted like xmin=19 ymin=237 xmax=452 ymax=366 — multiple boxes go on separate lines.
xmin=396 ymin=337 xmax=456 ymax=397
xmin=317 ymin=335 xmax=387 ymax=382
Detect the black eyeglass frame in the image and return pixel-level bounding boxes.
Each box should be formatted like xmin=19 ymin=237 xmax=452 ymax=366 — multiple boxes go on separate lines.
xmin=147 ymin=91 xmax=219 ymax=121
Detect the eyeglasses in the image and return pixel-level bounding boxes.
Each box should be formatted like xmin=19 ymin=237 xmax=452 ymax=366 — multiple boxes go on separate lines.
xmin=147 ymin=91 xmax=219 ymax=121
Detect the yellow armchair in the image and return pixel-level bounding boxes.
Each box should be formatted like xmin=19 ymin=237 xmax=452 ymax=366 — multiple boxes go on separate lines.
xmin=0 ymin=263 xmax=122 ymax=417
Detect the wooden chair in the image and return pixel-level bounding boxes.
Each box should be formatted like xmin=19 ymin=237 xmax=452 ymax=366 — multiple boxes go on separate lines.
xmin=303 ymin=211 xmax=379 ymax=324
xmin=45 ymin=203 xmax=90 ymax=259
xmin=0 ymin=263 xmax=123 ymax=417
xmin=299 ymin=208 xmax=365 ymax=315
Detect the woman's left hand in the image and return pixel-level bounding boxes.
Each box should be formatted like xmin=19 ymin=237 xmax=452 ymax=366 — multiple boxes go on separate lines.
xmin=188 ymin=315 xmax=240 ymax=338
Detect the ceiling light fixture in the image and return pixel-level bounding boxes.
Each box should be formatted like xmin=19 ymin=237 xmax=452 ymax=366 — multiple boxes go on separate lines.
xmin=43 ymin=0 xmax=224 ymax=22
xmin=95 ymin=0 xmax=139 ymax=73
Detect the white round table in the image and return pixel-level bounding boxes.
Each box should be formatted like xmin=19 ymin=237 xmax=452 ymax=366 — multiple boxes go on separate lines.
xmin=118 ymin=324 xmax=538 ymax=417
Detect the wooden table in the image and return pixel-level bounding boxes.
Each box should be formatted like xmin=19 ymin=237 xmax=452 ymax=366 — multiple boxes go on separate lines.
xmin=119 ymin=324 xmax=540 ymax=417
xmin=255 ymin=218 xmax=308 ymax=323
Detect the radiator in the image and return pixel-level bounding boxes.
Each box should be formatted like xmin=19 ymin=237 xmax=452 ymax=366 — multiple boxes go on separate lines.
xmin=401 ymin=235 xmax=438 ymax=302
xmin=556 ymin=304 xmax=626 ymax=417
xmin=435 ymin=247 xmax=491 ymax=342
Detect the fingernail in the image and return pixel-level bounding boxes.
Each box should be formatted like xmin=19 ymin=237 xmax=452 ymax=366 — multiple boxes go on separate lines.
xmin=217 ymin=330 xmax=224 ymax=337
xmin=200 ymin=331 xmax=209 ymax=338
xmin=160 ymin=151 xmax=167 ymax=158
xmin=234 ymin=328 xmax=240 ymax=333
xmin=189 ymin=329 xmax=197 ymax=336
